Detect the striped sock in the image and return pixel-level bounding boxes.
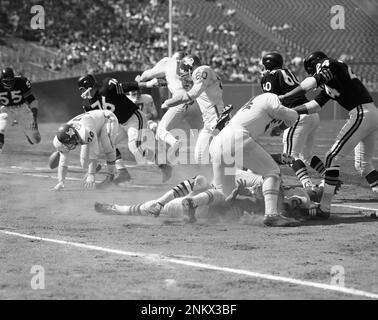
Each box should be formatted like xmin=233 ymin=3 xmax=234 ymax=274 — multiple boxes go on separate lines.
xmin=366 ymin=170 xmax=378 ymax=190
xmin=310 ymin=155 xmax=326 ymax=176
xmin=291 ymin=159 xmax=313 ymax=188
xmin=157 ymin=178 xmax=196 ymax=205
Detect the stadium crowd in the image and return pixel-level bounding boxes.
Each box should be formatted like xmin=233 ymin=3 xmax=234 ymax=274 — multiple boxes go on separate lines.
xmin=0 ymin=0 xmax=308 ymax=83
xmin=0 ymin=0 xmax=376 ymax=89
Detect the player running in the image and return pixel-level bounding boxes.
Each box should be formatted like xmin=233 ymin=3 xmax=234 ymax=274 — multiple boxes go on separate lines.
xmin=0 ymin=67 xmax=41 ymax=153
xmin=161 ymin=54 xmax=225 ymax=164
xmin=78 ymin=74 xmax=172 ymax=183
xmin=209 ymin=93 xmax=303 ymax=227
xmin=261 ymin=52 xmax=324 ymax=190
xmin=279 ymin=51 xmax=378 ymax=217
xmin=137 ymin=52 xmax=193 ymax=161
xmin=52 ymin=109 xmax=119 ymax=190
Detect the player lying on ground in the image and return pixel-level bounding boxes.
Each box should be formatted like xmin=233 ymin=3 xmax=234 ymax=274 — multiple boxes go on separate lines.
xmin=278 ymin=51 xmax=378 ymax=218
xmin=52 ymin=109 xmax=119 ymax=190
xmin=94 ymin=170 xmax=320 ymax=224
xmin=0 ymin=67 xmax=41 ymax=153
xmin=78 ymin=74 xmax=172 ymax=183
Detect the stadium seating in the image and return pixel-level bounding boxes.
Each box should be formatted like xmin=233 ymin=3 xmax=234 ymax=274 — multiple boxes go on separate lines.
xmin=0 ymin=0 xmax=376 ymax=86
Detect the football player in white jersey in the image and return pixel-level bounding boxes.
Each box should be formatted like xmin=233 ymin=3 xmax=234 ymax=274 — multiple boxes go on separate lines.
xmin=126 ymin=89 xmax=158 ymax=133
xmin=52 ymin=109 xmax=119 ymax=190
xmin=137 ymin=52 xmax=193 ymax=158
xmin=161 ymin=54 xmax=225 ymax=164
xmin=209 ymin=93 xmax=302 ymax=227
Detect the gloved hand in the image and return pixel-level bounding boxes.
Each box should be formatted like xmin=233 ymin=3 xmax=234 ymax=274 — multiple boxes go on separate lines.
xmin=83 ymin=173 xmax=96 ymax=189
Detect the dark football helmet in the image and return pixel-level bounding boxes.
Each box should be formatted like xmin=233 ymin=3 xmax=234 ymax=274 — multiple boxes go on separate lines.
xmin=303 ymin=51 xmax=328 ymax=75
xmin=1 ymin=67 xmax=16 ymax=90
xmin=56 ymin=123 xmax=80 ymax=150
xmin=78 ymin=74 xmax=97 ymax=91
xmin=262 ymin=52 xmax=283 ymax=71
xmin=180 ymin=54 xmax=202 ymax=75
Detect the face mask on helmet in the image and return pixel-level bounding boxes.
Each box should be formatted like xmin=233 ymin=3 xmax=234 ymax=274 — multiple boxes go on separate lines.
xmin=80 ymin=87 xmax=94 ymax=99
xmin=1 ymin=77 xmax=15 ymax=90
xmin=57 ymin=125 xmax=80 ymax=150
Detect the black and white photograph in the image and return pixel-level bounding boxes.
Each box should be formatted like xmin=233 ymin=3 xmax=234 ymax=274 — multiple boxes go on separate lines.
xmin=0 ymin=0 xmax=377 ymax=305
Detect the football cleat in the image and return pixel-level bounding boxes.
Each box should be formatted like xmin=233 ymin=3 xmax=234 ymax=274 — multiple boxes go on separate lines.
xmin=96 ymin=173 xmax=114 ymax=189
xmin=182 ymin=197 xmax=197 ymax=223
xmin=263 ymin=213 xmax=300 ymax=227
xmin=113 ymin=168 xmax=131 ymax=185
xmin=159 ymin=164 xmax=173 ymax=183
xmin=371 ymin=186 xmax=378 ymax=194
xmin=94 ymin=202 xmax=117 ymax=214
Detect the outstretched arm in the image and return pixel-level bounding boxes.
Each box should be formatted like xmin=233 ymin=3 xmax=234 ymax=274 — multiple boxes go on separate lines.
xmin=294 ymin=100 xmax=321 ymax=115
xmin=278 ymin=77 xmax=318 ymax=101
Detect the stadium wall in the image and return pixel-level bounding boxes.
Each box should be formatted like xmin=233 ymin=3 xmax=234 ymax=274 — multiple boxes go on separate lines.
xmin=34 ymin=72 xmax=378 ymax=124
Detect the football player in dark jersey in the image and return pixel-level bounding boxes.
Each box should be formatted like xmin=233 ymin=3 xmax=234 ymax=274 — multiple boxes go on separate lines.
xmin=279 ymin=51 xmax=378 ymax=217
xmin=261 ymin=52 xmax=325 ymax=191
xmin=0 ymin=67 xmax=41 ymax=153
xmin=78 ymin=74 xmax=172 ymax=183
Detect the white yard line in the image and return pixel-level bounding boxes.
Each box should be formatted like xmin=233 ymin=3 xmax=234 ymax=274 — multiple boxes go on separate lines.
xmin=1 ymin=230 xmax=377 ymax=299
xmin=333 ymin=203 xmax=378 ymax=212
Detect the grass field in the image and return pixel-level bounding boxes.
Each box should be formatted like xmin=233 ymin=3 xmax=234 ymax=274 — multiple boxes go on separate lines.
xmin=0 ymin=121 xmax=377 ymax=300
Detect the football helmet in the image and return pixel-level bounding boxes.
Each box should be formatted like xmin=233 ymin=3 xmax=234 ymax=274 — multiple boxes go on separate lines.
xmin=56 ymin=123 xmax=81 ymax=150
xmin=1 ymin=67 xmax=16 ymax=90
xmin=180 ymin=54 xmax=201 ymax=75
xmin=261 ymin=52 xmax=283 ymax=71
xmin=78 ymin=74 xmax=97 ymax=90
xmin=303 ymin=51 xmax=328 ymax=75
